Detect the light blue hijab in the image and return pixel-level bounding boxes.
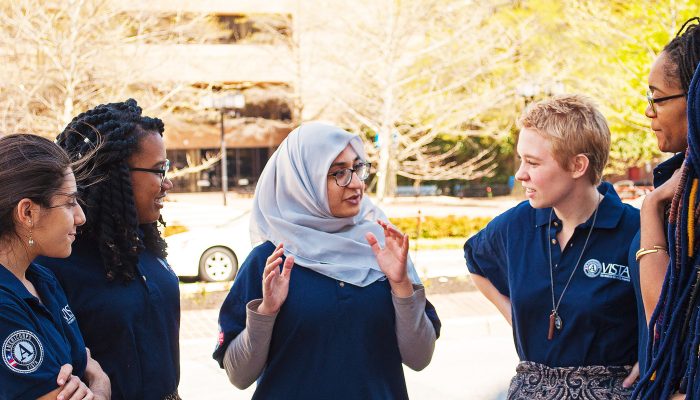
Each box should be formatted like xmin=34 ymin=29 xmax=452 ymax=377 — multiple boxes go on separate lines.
xmin=250 ymin=122 xmax=421 ymax=287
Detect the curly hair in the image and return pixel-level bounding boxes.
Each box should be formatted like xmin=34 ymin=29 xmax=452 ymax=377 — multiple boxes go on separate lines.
xmin=663 ymin=17 xmax=700 ymax=93
xmin=57 ymin=98 xmax=167 ymax=282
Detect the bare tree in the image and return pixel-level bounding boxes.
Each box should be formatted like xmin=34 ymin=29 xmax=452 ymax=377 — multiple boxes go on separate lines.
xmin=313 ymin=0 xmax=519 ymax=200
xmin=0 ymin=0 xmax=222 ymax=137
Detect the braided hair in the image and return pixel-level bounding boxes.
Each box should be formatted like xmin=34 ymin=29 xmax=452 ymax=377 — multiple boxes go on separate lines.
xmin=633 ymin=42 xmax=700 ymax=400
xmin=663 ymin=17 xmax=700 ymax=93
xmin=57 ymin=99 xmax=167 ymax=282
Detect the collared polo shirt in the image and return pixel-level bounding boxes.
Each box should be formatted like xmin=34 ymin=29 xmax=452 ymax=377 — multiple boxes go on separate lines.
xmin=628 ymin=152 xmax=685 ymax=376
xmin=213 ymin=241 xmax=441 ymax=400
xmin=0 ymin=263 xmax=86 ymax=400
xmin=37 ymin=239 xmax=180 ymax=400
xmin=465 ymin=182 xmax=640 ymax=367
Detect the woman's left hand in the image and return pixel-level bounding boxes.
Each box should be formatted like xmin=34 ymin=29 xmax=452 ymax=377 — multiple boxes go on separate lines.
xmin=84 ymin=348 xmax=111 ymax=400
xmin=622 ymin=362 xmax=639 ymax=388
xmin=366 ymin=220 xmax=414 ymax=297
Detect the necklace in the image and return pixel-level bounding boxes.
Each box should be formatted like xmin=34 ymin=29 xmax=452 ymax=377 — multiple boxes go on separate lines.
xmin=547 ymin=194 xmax=601 ymax=340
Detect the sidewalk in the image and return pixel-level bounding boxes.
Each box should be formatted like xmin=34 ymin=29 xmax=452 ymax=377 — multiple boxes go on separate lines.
xmin=169 ymin=192 xmax=519 ymax=398
xmin=178 ymin=291 xmax=517 ymax=400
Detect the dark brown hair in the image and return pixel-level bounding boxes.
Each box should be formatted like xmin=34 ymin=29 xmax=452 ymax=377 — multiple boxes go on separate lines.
xmin=0 ymin=134 xmax=72 ymax=241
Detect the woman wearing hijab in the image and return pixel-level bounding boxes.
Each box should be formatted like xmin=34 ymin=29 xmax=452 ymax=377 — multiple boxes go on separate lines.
xmin=212 ymin=122 xmax=440 ymax=400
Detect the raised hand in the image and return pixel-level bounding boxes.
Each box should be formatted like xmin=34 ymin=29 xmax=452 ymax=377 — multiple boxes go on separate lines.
xmin=257 ymin=243 xmax=294 ymax=315
xmin=365 ymin=220 xmax=414 ymax=297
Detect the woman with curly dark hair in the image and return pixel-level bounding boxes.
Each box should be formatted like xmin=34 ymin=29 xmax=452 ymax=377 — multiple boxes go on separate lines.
xmin=38 ymin=99 xmax=179 ymax=400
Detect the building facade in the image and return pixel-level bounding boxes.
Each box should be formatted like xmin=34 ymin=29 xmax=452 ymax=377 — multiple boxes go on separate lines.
xmin=119 ymin=0 xmax=299 ymax=193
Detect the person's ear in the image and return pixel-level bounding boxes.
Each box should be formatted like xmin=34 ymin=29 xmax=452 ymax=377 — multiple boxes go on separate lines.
xmin=14 ymin=198 xmax=38 ymax=229
xmin=570 ymin=154 xmax=590 ymax=180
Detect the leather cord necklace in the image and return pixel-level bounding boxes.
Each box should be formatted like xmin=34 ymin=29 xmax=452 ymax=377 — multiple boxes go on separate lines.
xmin=547 ymin=194 xmax=601 ymax=340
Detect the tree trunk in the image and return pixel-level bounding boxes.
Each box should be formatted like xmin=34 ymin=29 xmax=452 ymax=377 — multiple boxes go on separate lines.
xmin=376 ymin=126 xmax=392 ymax=201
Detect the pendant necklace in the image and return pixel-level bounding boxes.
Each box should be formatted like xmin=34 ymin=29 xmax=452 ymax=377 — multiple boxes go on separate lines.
xmin=547 ymin=194 xmax=601 ymax=340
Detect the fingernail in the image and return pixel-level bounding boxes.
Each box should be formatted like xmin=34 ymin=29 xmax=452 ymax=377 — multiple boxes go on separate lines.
xmin=58 ymin=379 xmax=64 ymax=385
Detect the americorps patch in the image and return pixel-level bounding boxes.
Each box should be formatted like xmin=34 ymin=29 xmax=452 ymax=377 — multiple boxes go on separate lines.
xmin=3 ymin=330 xmax=44 ymax=374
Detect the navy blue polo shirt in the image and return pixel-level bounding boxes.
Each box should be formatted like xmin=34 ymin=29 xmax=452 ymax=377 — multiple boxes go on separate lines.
xmin=0 ymin=263 xmax=87 ymax=400
xmin=213 ymin=241 xmax=441 ymax=400
xmin=38 ymin=239 xmax=180 ymax=400
xmin=464 ymin=182 xmax=640 ymax=368
xmin=628 ymin=152 xmax=685 ymax=376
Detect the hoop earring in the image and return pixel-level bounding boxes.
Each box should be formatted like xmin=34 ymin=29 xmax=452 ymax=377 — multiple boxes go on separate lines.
xmin=28 ymin=219 xmax=34 ymax=247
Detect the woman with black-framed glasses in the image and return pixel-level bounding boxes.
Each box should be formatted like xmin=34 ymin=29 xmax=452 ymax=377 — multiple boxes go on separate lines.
xmin=646 ymin=90 xmax=686 ymax=117
xmin=37 ymin=99 xmax=181 ymax=400
xmin=213 ymin=122 xmax=440 ymax=399
xmin=630 ymin=17 xmax=700 ymax=399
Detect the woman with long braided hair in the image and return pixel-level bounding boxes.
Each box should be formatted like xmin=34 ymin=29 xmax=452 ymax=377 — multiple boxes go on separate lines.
xmin=634 ymin=63 xmax=700 ymax=400
xmin=38 ymin=99 xmax=180 ymax=400
xmin=629 ymin=17 xmax=700 ymax=387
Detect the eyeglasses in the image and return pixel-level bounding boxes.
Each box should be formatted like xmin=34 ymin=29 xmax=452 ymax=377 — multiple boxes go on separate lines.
xmin=328 ymin=162 xmax=371 ymax=187
xmin=647 ymin=90 xmax=686 ymax=116
xmin=129 ymin=159 xmax=170 ymax=185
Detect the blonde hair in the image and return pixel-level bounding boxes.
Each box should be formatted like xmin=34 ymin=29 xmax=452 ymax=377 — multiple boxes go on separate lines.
xmin=518 ymin=94 xmax=610 ymax=184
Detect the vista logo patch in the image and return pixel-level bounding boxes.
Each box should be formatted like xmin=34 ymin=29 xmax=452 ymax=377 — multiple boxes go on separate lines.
xmin=583 ymin=259 xmax=630 ymax=282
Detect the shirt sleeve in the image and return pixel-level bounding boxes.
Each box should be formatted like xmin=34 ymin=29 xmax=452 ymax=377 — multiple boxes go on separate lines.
xmin=0 ymin=303 xmax=69 ymax=400
xmin=463 ymin=215 xmax=510 ymax=296
xmin=393 ymin=285 xmax=436 ymax=371
xmin=212 ymin=244 xmax=269 ymax=367
xmin=222 ymin=299 xmax=277 ymax=389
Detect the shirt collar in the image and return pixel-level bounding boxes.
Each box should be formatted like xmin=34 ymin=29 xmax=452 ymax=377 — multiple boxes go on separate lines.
xmin=653 ymin=152 xmax=685 ymax=188
xmin=534 ymin=181 xmax=624 ymax=229
xmin=0 ymin=263 xmax=54 ymax=301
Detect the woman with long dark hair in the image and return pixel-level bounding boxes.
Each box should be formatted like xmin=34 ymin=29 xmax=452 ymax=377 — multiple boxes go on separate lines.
xmin=0 ymin=134 xmax=109 ymax=399
xmin=38 ymin=99 xmax=179 ymax=400
xmin=633 ymin=19 xmax=700 ymax=399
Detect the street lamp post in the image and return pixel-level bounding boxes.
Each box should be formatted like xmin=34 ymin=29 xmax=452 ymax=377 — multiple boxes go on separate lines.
xmin=200 ymin=93 xmax=246 ymax=206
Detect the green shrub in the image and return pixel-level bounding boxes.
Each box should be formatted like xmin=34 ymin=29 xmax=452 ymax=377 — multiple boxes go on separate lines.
xmin=389 ymin=215 xmax=491 ymax=239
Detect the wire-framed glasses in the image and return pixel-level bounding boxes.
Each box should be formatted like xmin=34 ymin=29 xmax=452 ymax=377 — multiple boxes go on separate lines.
xmin=328 ymin=162 xmax=371 ymax=187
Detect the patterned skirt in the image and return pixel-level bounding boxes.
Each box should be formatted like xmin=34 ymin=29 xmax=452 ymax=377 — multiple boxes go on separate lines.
xmin=507 ymin=361 xmax=633 ymax=400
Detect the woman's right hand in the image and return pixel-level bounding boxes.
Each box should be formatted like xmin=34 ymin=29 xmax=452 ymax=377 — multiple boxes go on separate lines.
xmin=257 ymin=243 xmax=294 ymax=315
